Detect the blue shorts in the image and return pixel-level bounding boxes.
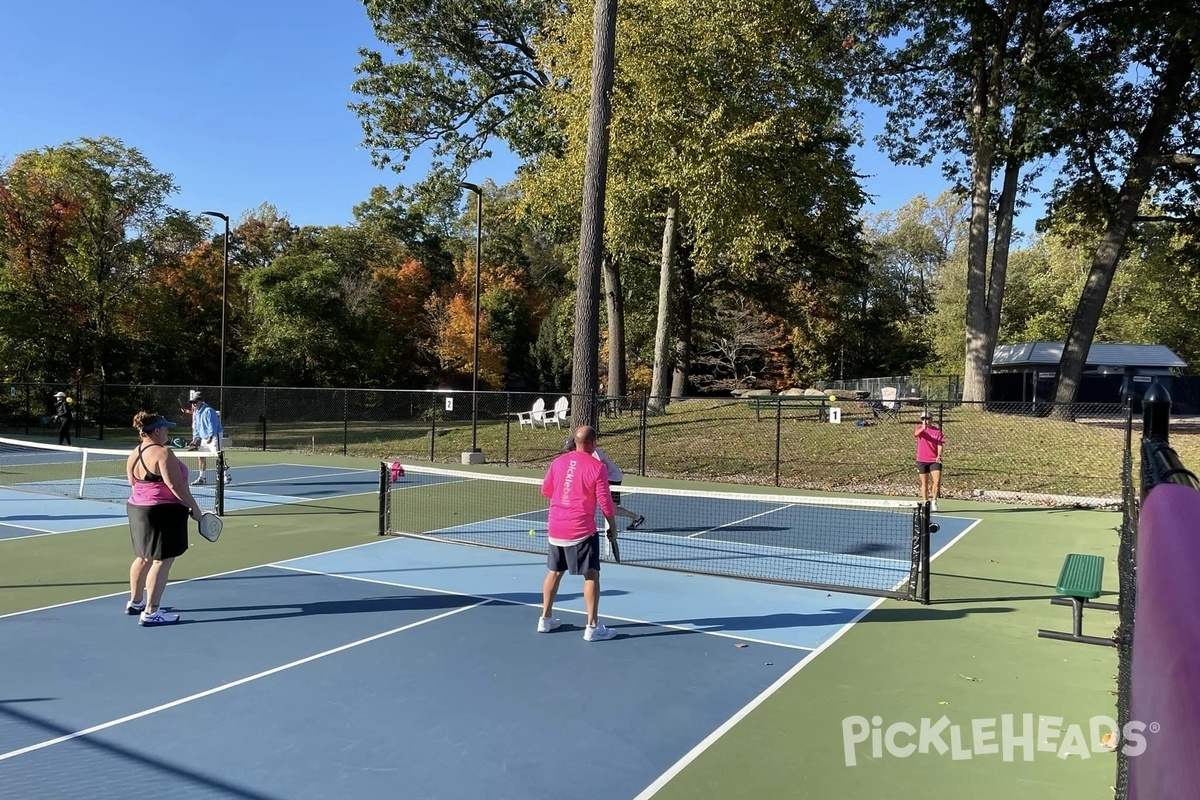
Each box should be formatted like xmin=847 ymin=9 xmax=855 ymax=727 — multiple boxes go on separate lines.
xmin=547 ymin=533 xmax=601 ymax=575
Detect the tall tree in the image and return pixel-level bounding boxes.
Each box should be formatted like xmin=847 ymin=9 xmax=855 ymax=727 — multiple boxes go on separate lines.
xmin=571 ymin=0 xmax=619 ymax=428
xmin=1050 ymin=11 xmax=1200 ymax=406
xmin=845 ymin=0 xmax=1121 ymax=402
xmin=352 ymin=0 xmax=555 ymax=181
xmin=0 ymin=137 xmax=189 ymax=382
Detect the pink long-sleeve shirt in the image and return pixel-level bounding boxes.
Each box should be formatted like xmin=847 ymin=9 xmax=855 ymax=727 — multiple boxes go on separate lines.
xmin=541 ymin=449 xmax=615 ymax=545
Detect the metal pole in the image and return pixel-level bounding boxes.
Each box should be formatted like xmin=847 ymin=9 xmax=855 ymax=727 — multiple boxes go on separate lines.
xmin=220 ymin=217 xmax=229 ymax=413
xmin=202 ymin=211 xmax=230 ymax=413
xmin=456 ymin=182 xmax=484 ymax=454
xmin=472 ymin=189 xmax=482 ymax=452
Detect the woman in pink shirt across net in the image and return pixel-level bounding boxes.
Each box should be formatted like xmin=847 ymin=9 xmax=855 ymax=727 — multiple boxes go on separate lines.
xmin=913 ymin=410 xmax=945 ymax=511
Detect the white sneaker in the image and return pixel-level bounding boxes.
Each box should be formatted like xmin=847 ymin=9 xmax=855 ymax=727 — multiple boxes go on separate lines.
xmin=125 ymin=599 xmax=146 ymax=616
xmin=191 ymin=475 xmax=206 ymax=486
xmin=583 ymin=622 xmax=616 ymax=642
xmin=223 ymin=471 xmax=232 ymax=485
xmin=139 ymin=609 xmax=181 ymax=627
xmin=931 ymin=501 xmax=938 ymax=512
xmin=537 ymin=617 xmax=562 ymax=633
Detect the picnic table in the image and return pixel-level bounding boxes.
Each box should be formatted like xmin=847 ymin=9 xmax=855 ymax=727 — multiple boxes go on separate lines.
xmin=746 ymin=395 xmax=829 ymax=422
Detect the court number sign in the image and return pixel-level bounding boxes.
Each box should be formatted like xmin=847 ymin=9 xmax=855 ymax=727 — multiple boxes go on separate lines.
xmin=445 ymin=397 xmax=454 ymax=412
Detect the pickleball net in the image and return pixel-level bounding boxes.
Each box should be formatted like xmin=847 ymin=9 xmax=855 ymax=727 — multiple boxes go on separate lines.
xmin=0 ymin=437 xmax=224 ymax=513
xmin=378 ymin=462 xmax=933 ymax=600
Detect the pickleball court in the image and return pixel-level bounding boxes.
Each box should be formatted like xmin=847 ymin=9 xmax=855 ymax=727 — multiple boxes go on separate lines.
xmin=0 ymin=456 xmax=978 ymax=799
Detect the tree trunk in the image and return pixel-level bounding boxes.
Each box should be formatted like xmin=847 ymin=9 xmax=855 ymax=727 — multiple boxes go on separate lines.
xmin=602 ymin=251 xmax=626 ymax=396
xmin=961 ymin=9 xmax=1017 ymax=405
xmin=648 ymin=193 xmax=678 ymax=413
xmin=569 ymin=0 xmax=619 ymax=430
xmin=985 ymin=0 xmax=1047 ymax=359
xmin=670 ymin=257 xmax=694 ymax=398
xmin=1053 ymin=38 xmax=1197 ymax=411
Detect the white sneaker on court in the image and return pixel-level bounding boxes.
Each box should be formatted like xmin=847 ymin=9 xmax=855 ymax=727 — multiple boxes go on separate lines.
xmin=583 ymin=623 xmax=616 ymax=642
xmin=139 ymin=609 xmax=180 ymax=627
xmin=931 ymin=501 xmax=938 ymax=512
xmin=537 ymin=617 xmax=562 ymax=633
xmin=191 ymin=475 xmax=206 ymax=486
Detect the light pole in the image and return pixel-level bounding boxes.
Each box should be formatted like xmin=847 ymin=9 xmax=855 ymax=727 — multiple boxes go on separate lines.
xmin=201 ymin=211 xmax=229 ymax=412
xmin=456 ymin=182 xmax=483 ymax=456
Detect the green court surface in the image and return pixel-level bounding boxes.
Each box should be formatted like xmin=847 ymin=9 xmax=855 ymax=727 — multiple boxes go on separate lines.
xmin=0 ymin=449 xmax=1120 ymax=798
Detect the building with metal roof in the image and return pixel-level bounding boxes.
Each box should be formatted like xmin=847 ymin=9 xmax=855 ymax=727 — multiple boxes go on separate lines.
xmin=990 ymin=342 xmax=1189 ymax=409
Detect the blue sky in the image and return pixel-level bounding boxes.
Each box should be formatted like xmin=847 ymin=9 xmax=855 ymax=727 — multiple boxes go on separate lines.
xmin=1 ymin=1 xmax=947 ymax=230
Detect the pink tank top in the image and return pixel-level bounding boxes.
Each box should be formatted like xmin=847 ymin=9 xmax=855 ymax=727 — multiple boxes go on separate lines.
xmin=128 ymin=444 xmax=188 ymax=506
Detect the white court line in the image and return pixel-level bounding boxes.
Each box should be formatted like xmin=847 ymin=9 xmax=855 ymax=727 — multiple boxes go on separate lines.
xmin=684 ymin=503 xmax=797 ymax=539
xmin=632 ymin=514 xmax=982 ymax=799
xmin=270 ymin=563 xmax=816 ymax=653
xmin=0 ymin=599 xmax=489 ymax=763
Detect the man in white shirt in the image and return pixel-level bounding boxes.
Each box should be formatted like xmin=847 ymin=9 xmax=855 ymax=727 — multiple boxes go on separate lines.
xmin=187 ymin=391 xmax=230 ymax=486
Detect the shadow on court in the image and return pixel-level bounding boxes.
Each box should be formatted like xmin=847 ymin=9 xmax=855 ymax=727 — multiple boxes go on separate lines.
xmin=630 ymin=605 xmax=1017 ymax=637
xmin=0 ymin=699 xmax=288 ymax=800
xmin=179 ymin=589 xmax=631 ymax=624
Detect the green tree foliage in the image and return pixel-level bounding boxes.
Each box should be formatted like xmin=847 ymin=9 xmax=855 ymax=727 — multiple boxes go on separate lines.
xmin=352 ymin=0 xmax=555 ymax=181
xmin=0 ymin=137 xmax=195 ymax=383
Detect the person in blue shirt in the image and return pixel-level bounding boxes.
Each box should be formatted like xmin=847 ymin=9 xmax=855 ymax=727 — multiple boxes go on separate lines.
xmin=187 ymin=390 xmax=230 ymax=486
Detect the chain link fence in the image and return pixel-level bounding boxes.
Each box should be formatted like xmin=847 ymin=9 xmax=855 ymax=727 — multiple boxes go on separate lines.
xmin=6 ymin=382 xmax=1196 ymax=504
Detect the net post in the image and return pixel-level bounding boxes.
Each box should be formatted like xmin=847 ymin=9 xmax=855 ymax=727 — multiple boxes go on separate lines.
xmin=378 ymin=461 xmax=389 ymax=536
xmin=78 ymin=450 xmax=89 ymax=499
xmin=908 ymin=504 xmax=922 ymax=601
xmin=216 ymin=450 xmax=226 ymax=515
xmin=921 ymin=503 xmax=932 ymax=605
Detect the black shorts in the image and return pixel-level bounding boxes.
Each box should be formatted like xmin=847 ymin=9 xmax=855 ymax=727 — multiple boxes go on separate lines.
xmin=547 ymin=533 xmax=601 ymax=575
xmin=916 ymin=461 xmax=943 ymax=474
xmin=127 ymin=502 xmax=189 ymax=560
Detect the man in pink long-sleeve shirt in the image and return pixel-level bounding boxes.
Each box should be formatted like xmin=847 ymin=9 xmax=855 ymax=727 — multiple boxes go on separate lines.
xmin=538 ymin=425 xmax=618 ymax=641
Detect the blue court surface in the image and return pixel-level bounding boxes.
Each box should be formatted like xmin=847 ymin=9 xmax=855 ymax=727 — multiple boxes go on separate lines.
xmin=0 ymin=464 xmax=380 ymax=541
xmin=0 ymin=502 xmax=979 ymax=799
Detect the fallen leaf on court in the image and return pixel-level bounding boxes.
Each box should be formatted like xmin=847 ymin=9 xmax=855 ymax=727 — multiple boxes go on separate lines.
xmin=764 ymin=662 xmax=773 ymax=666
xmin=958 ymin=674 xmax=979 ymax=681
xmin=938 ymin=701 xmax=949 ymax=705
xmin=735 ymin=643 xmax=748 ymax=648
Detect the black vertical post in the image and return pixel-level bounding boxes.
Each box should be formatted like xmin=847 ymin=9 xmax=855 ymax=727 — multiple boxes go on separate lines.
xmin=921 ymin=507 xmax=932 ymax=604
xmin=1140 ymin=380 xmax=1172 ymax=499
xmin=215 ymin=451 xmax=226 ymax=516
xmin=639 ymin=391 xmax=648 ymax=476
xmin=24 ymin=383 xmax=30 ymax=435
xmin=378 ymin=461 xmax=388 ymax=535
xmin=98 ymin=382 xmax=106 ymax=440
xmin=343 ymin=389 xmax=349 ymax=456
xmin=429 ymin=394 xmax=436 ymax=462
xmin=261 ymin=387 xmax=268 ymax=451
xmin=504 ymin=392 xmax=511 ymax=466
xmin=774 ymin=399 xmax=782 ymax=487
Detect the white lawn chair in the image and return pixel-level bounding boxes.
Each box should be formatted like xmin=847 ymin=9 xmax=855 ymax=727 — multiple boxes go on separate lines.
xmin=547 ymin=396 xmax=570 ymax=429
xmin=518 ymin=398 xmax=547 ymax=430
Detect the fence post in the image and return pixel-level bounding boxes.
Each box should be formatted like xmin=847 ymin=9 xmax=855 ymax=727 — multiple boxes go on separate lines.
xmin=343 ymin=389 xmax=349 ymax=456
xmin=24 ymin=383 xmax=30 ymax=435
xmin=429 ymin=393 xmax=436 ymax=462
xmin=774 ymin=398 xmax=783 ymax=487
xmin=504 ymin=392 xmax=511 ymax=466
xmin=639 ymin=392 xmax=648 ymax=476
xmin=99 ymin=382 xmax=106 ymax=440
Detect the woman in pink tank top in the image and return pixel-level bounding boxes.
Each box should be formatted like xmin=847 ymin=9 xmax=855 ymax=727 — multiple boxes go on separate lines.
xmin=124 ymin=412 xmax=204 ymax=627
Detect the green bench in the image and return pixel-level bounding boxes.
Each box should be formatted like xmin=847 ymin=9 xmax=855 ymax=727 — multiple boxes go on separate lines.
xmin=746 ymin=396 xmax=828 ymax=422
xmin=1036 ymin=553 xmax=1117 ymax=647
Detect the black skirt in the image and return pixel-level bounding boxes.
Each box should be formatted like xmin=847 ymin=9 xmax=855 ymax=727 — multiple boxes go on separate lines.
xmin=127 ymin=502 xmax=189 ymax=560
